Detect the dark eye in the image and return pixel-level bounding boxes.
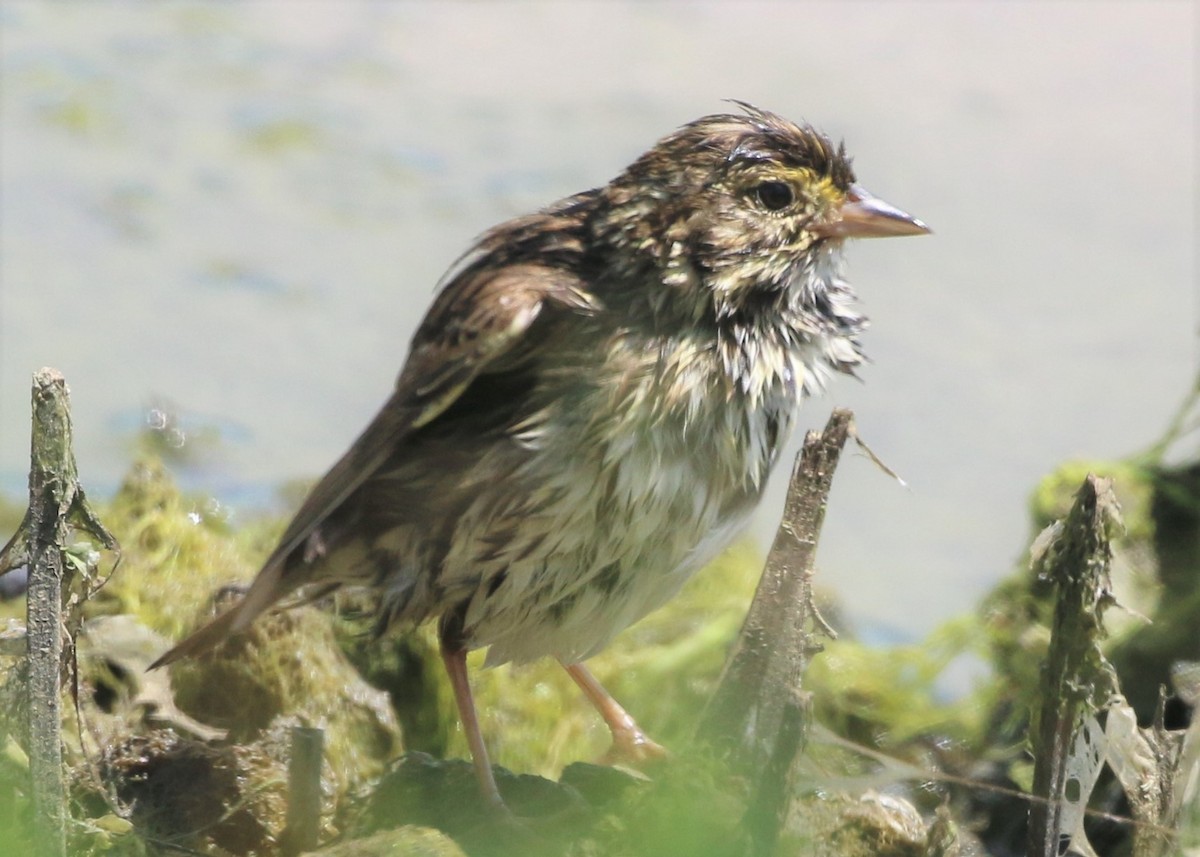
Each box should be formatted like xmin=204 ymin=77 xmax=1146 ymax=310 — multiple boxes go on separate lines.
xmin=755 ymin=180 xmax=794 ymax=211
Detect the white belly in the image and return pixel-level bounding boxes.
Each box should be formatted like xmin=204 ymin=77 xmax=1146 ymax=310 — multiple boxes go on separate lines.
xmin=447 ymin=383 xmax=794 ymax=666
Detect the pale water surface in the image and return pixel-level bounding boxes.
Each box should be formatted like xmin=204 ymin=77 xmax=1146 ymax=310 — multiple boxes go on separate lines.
xmin=1 ymin=2 xmax=1195 ymax=641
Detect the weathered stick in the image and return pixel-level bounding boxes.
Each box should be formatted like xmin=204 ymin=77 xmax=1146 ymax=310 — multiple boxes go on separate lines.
xmin=1026 ymin=474 xmax=1120 ymax=857
xmin=699 ymin=405 xmax=852 ymax=844
xmin=739 ymin=688 xmax=809 ymax=857
xmin=699 ymin=409 xmax=853 ymax=853
xmin=21 ymin=370 xmax=74 ymax=857
xmin=700 ymin=408 xmax=850 ymax=762
xmin=0 ymin=369 xmax=118 ymax=857
xmin=281 ymin=725 xmax=325 ymax=856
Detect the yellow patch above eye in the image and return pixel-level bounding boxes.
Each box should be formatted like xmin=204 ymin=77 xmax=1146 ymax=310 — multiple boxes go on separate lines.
xmin=779 ymin=169 xmax=845 ymax=208
xmin=745 ymin=166 xmax=846 ymax=209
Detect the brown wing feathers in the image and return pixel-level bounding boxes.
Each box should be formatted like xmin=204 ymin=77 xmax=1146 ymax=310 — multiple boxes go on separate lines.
xmin=150 ymin=262 xmax=598 ymax=669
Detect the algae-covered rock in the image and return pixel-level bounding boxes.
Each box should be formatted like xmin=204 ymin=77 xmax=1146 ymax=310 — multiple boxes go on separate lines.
xmin=0 ymin=456 xmax=401 ymax=854
xmin=796 ymin=791 xmax=968 ymax=857
xmin=364 ymin=753 xmax=587 ymax=838
xmin=56 ymin=608 xmax=402 ymax=855
xmin=75 ymin=615 xmax=227 ymax=757
xmin=360 ymin=753 xmax=640 ymax=857
xmin=361 ymin=752 xmax=760 ymax=857
xmin=166 ymin=594 xmax=403 ymax=803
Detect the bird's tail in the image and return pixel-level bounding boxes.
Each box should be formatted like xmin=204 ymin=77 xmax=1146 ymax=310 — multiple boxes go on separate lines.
xmin=148 ymin=561 xmax=286 ymax=669
xmin=148 ymin=603 xmax=243 ymax=669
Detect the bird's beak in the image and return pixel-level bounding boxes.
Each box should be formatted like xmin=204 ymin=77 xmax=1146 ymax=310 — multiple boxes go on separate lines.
xmin=814 ymin=184 xmax=931 ymax=239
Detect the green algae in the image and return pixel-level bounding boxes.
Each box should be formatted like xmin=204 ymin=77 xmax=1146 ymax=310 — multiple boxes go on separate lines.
xmin=0 ymin=422 xmax=1196 ymax=854
xmin=87 ymin=458 xmax=270 ymax=639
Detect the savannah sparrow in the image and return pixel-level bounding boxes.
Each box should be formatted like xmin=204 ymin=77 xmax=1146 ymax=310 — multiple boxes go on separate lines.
xmin=152 ymin=103 xmax=929 ymax=808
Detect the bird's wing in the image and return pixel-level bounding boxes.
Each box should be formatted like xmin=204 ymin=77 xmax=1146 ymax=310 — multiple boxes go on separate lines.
xmin=268 ymin=261 xmax=600 ymax=568
xmin=149 ymin=262 xmax=600 ymax=666
xmin=397 ymin=261 xmax=603 ymax=430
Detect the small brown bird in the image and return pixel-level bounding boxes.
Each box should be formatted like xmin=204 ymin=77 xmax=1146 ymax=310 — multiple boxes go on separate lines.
xmin=152 ymin=104 xmax=928 ymax=808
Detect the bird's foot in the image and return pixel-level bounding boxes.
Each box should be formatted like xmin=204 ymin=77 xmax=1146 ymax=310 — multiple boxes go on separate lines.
xmin=597 ymin=725 xmax=668 ymax=767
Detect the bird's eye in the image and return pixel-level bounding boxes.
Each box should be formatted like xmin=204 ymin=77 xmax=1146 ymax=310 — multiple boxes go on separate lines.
xmin=754 ymin=180 xmax=794 ymax=211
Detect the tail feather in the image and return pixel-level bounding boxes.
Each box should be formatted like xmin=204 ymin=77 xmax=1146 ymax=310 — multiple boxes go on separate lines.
xmin=148 ymin=561 xmax=288 ymax=670
xmin=148 ymin=603 xmax=243 ymax=669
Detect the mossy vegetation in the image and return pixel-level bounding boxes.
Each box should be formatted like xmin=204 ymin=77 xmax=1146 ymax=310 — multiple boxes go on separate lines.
xmin=1 ymin=396 xmax=1197 ymax=854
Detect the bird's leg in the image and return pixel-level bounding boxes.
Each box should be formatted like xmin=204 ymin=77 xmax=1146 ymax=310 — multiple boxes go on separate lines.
xmin=561 ymin=661 xmax=667 ymax=765
xmin=439 ymin=613 xmax=506 ymax=812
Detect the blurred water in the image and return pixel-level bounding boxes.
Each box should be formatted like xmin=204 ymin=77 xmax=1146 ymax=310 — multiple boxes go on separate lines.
xmin=1 ymin=1 xmax=1195 ymax=640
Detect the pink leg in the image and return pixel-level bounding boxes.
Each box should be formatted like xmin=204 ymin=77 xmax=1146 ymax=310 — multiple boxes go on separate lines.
xmin=561 ymin=661 xmax=667 ymax=765
xmin=440 ymin=640 xmax=506 ymax=811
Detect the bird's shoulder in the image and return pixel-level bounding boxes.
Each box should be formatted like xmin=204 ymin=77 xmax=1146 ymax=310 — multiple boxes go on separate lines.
xmin=397 ymin=194 xmax=605 ymax=426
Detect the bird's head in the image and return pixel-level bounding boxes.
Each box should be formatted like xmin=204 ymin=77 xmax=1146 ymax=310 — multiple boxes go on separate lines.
xmin=594 ymin=103 xmax=928 ymax=320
